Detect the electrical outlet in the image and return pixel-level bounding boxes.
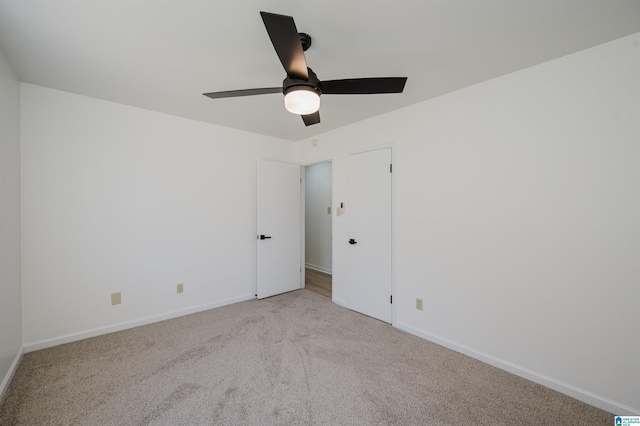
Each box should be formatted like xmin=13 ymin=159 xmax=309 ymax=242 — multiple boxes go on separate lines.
xmin=177 ymin=283 xmax=184 ymax=294
xmin=416 ymin=298 xmax=423 ymax=311
xmin=111 ymin=292 xmax=121 ymax=305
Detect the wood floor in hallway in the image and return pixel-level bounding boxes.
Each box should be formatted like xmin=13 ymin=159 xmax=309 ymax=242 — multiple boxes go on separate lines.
xmin=305 ymin=268 xmax=332 ymax=299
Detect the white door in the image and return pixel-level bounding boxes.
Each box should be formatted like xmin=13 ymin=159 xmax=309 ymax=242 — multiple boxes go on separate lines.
xmin=257 ymin=160 xmax=301 ymax=299
xmin=347 ymin=148 xmax=392 ymax=323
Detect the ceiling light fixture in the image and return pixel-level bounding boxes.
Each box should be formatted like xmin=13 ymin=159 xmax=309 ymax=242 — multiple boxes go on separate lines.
xmin=202 ymin=12 xmax=407 ymax=126
xmin=284 ymin=87 xmax=320 ymax=115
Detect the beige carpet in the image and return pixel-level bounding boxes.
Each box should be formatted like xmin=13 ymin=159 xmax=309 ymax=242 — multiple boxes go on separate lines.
xmin=0 ymin=289 xmax=611 ymax=425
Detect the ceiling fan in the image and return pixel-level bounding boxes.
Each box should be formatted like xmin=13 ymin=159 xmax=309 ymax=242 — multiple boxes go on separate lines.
xmin=203 ymin=11 xmax=408 ymax=126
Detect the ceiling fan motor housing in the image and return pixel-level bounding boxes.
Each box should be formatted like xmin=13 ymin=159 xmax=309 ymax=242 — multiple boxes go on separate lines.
xmin=283 ymin=67 xmax=322 ymax=97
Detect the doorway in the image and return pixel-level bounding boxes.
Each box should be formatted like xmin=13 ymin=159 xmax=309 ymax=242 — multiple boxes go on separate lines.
xmin=304 ymin=161 xmax=332 ymax=298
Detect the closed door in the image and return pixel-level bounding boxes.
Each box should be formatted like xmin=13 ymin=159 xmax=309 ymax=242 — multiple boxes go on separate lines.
xmin=347 ymin=148 xmax=392 ymax=323
xmin=257 ymin=159 xmax=301 ymax=299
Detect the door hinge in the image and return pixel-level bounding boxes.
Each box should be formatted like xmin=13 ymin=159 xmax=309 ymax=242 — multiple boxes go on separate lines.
xmin=390 ymin=295 xmax=393 ymax=304
xmin=390 ymin=164 xmax=393 ymax=173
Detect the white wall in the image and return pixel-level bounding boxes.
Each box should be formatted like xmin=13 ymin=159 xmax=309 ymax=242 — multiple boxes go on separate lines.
xmin=0 ymin=47 xmax=22 ymax=398
xmin=305 ymin=162 xmax=332 ymax=274
xmin=20 ymin=84 xmax=294 ymax=349
xmin=296 ymin=33 xmax=640 ymax=414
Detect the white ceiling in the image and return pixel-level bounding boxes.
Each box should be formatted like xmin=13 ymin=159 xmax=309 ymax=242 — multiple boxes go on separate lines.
xmin=1 ymin=0 xmax=639 ymax=142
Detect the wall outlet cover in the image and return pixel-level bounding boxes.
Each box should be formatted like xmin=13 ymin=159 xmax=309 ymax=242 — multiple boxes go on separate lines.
xmin=111 ymin=292 xmax=122 ymax=305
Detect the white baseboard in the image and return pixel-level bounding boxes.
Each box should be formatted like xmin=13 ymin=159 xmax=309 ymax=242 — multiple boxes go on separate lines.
xmin=24 ymin=293 xmax=256 ymax=353
xmin=0 ymin=345 xmax=24 ymax=403
xmin=394 ymin=321 xmax=639 ymax=416
xmin=332 ymin=297 xmax=347 ymax=308
xmin=305 ymin=263 xmax=332 ymax=275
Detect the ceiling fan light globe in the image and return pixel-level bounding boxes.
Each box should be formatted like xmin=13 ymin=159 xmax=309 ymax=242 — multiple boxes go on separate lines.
xmin=284 ymin=88 xmax=320 ymax=115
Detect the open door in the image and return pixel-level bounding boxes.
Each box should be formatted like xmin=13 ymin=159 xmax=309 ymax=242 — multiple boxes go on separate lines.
xmin=257 ymin=159 xmax=301 ymax=299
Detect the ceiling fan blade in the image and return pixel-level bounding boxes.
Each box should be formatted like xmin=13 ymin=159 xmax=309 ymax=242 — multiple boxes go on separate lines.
xmin=322 ymin=77 xmax=407 ymax=95
xmin=260 ymin=12 xmax=309 ymax=81
xmin=203 ymin=87 xmax=282 ymax=99
xmin=302 ymin=111 xmax=320 ymax=126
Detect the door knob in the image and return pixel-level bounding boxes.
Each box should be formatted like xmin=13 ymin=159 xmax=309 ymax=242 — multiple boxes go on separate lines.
xmin=348 ymin=239 xmax=357 ymax=245
xmin=259 ymin=235 xmax=272 ymax=240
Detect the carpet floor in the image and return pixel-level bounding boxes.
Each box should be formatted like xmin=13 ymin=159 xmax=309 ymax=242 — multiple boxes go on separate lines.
xmin=0 ymin=289 xmax=611 ymax=425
